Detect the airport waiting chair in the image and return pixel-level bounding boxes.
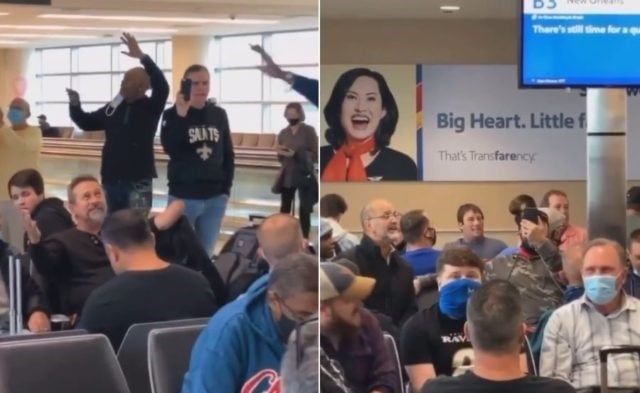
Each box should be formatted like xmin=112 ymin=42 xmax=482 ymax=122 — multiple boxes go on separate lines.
xmin=117 ymin=318 xmax=208 ymax=393
xmin=383 ymin=333 xmax=404 ymax=393
xmin=0 ymin=329 xmax=88 ymax=344
xmin=148 ymin=325 xmax=206 ymax=393
xmin=0 ymin=334 xmax=130 ymax=393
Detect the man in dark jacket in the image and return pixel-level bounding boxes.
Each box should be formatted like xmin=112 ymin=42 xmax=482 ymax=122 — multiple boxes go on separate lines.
xmin=336 ymin=199 xmax=417 ymax=327
xmin=0 ymin=239 xmax=50 ymax=333
xmin=66 ymin=32 xmax=169 ymax=214
xmin=161 ymin=64 xmax=234 ymax=257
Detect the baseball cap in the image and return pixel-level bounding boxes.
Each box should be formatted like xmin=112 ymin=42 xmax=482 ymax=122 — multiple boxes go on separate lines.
xmin=320 ymin=261 xmax=375 ymax=301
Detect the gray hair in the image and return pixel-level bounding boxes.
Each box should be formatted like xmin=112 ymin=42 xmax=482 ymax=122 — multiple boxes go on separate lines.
xmin=582 ymin=238 xmax=626 ymax=267
xmin=268 ymin=252 xmax=318 ymax=299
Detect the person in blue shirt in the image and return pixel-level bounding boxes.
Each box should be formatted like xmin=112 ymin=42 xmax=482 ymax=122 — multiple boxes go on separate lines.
xmin=400 ymin=209 xmax=441 ymax=276
xmin=181 ymin=252 xmax=318 ymax=393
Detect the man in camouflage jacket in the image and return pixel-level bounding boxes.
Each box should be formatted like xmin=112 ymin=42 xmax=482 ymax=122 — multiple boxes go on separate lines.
xmin=484 ymin=208 xmax=564 ymax=330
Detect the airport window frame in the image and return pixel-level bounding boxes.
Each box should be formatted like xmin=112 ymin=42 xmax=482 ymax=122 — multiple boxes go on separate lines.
xmin=33 ymin=39 xmax=172 ymax=128
xmin=210 ymin=28 xmax=319 ymax=134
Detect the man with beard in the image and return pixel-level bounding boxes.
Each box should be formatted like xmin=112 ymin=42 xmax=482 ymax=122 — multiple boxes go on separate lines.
xmin=24 ymin=175 xmax=114 ymax=321
xmin=320 ymin=261 xmax=396 ymax=393
xmin=400 ymin=248 xmax=483 ymax=393
xmin=336 ymin=199 xmax=416 ymax=327
xmin=484 ymin=208 xmax=563 ymax=330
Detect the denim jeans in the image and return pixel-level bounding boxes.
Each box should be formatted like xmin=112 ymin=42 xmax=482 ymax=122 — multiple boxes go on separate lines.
xmin=103 ymin=179 xmax=153 ymax=215
xmin=169 ymin=194 xmax=229 ymax=258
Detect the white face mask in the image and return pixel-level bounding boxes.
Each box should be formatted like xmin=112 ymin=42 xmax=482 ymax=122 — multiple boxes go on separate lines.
xmin=105 ymin=94 xmax=124 ymax=117
xmin=633 ymin=268 xmax=640 ymax=277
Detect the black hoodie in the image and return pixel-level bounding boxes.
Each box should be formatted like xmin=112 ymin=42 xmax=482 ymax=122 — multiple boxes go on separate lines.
xmin=23 ymin=197 xmax=74 ymax=250
xmin=160 ymin=103 xmax=235 ymax=199
xmin=23 ymin=197 xmax=74 ymax=314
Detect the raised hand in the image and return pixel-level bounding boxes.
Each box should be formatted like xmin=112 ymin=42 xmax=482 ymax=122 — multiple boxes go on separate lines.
xmin=21 ymin=210 xmax=41 ymax=244
xmin=66 ymin=88 xmax=80 ymax=106
xmin=121 ymin=32 xmax=144 ymax=59
xmin=250 ymin=44 xmax=285 ymax=80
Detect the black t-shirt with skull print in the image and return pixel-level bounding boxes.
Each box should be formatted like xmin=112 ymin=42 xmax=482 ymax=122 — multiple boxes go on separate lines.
xmin=400 ymin=302 xmax=473 ymax=377
xmin=160 ymin=102 xmax=235 ymax=199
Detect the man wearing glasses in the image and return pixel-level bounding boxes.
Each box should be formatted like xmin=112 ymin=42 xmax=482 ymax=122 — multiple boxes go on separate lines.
xmin=336 ymin=199 xmax=417 ymax=327
xmin=182 ymin=252 xmax=318 ymax=393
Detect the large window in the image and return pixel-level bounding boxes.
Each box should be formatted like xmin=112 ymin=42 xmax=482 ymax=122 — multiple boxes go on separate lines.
xmin=211 ymin=30 xmax=319 ymax=134
xmin=32 ymin=40 xmax=172 ymax=127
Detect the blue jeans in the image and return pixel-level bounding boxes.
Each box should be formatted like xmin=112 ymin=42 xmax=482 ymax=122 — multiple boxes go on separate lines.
xmin=169 ymin=194 xmax=229 ymax=258
xmin=103 ymin=179 xmax=152 ymax=215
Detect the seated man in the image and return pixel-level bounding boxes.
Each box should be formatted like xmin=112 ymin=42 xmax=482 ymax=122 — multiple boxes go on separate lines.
xmin=423 ymin=280 xmax=575 ymax=393
xmin=25 ymin=175 xmax=114 ymax=319
xmin=0 ymin=238 xmax=50 ymax=333
xmin=320 ymin=261 xmax=395 ymax=393
xmin=540 ymin=238 xmax=640 ymax=389
xmin=337 ymin=199 xmax=416 ymax=327
xmin=443 ymin=204 xmax=507 ymax=260
xmin=182 ymin=252 xmax=317 ymax=393
xmin=400 ymin=209 xmax=440 ymax=276
xmin=624 ymin=228 xmax=640 ymax=298
xmin=401 ymin=248 xmax=482 ymax=393
xmin=484 ymin=208 xmax=563 ymax=329
xmin=320 ymin=218 xmax=337 ymax=262
xmin=77 ymin=209 xmax=217 ymax=349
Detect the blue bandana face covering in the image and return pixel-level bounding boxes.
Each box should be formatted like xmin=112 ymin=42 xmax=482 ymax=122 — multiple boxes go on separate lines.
xmin=584 ymin=275 xmax=618 ymax=305
xmin=438 ymin=278 xmax=482 ymax=319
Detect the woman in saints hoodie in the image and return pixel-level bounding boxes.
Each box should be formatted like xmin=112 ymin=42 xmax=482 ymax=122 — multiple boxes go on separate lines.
xmin=161 ymin=64 xmax=234 ymax=257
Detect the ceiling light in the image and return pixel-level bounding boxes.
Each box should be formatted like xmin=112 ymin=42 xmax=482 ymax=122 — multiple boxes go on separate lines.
xmin=0 ymin=39 xmax=27 ymax=44
xmin=39 ymin=14 xmax=278 ymax=24
xmin=0 ymin=24 xmax=177 ymax=33
xmin=440 ymin=5 xmax=461 ymax=12
xmin=0 ymin=33 xmax=96 ymax=39
xmin=0 ymin=13 xmax=9 ymax=16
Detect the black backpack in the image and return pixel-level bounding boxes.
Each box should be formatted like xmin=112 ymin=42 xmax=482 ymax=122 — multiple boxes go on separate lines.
xmin=215 ymin=215 xmax=269 ymax=302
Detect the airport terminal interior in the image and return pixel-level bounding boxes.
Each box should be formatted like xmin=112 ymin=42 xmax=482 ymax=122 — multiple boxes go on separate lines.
xmin=2 ymin=1 xmax=640 ymax=393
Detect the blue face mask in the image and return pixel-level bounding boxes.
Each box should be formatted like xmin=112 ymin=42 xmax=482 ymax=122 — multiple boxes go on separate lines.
xmin=584 ymin=275 xmax=619 ymax=305
xmin=439 ymin=278 xmax=482 ymax=319
xmin=7 ymin=108 xmax=25 ymax=125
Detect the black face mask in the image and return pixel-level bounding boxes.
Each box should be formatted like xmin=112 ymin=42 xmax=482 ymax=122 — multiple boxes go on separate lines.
xmin=277 ymin=314 xmax=297 ymax=343
xmin=520 ymin=237 xmax=538 ymax=256
xmin=287 ymin=118 xmax=301 ymax=126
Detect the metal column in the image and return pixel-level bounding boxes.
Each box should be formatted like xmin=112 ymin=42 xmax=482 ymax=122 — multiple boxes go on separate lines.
xmin=587 ymin=89 xmax=627 ymax=246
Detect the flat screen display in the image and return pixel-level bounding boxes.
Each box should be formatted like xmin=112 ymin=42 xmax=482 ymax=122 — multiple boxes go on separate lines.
xmin=521 ymin=0 xmax=640 ymax=87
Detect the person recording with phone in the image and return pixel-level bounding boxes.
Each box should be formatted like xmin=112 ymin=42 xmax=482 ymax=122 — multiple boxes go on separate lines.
xmin=160 ymin=64 xmax=235 ymax=257
xmin=273 ymin=102 xmax=318 ymax=241
xmin=66 ymin=32 xmax=169 ymax=215
xmin=484 ymin=208 xmax=564 ymax=332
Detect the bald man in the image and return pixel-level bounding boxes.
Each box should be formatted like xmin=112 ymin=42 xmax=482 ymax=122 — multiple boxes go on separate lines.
xmin=257 ymin=213 xmax=306 ymax=268
xmin=67 ymin=32 xmax=169 ymax=215
xmin=336 ymin=199 xmax=416 ymax=327
xmin=0 ymin=97 xmax=42 ymax=250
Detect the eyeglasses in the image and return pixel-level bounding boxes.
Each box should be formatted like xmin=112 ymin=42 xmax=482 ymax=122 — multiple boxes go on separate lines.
xmin=277 ymin=295 xmax=310 ymax=324
xmin=367 ymin=211 xmax=402 ymax=220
